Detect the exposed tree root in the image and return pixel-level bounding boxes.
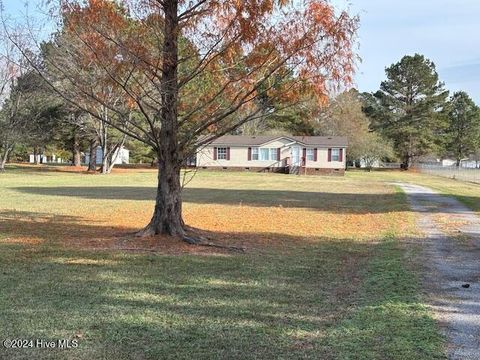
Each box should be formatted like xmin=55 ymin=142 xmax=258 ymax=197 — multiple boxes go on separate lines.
xmin=113 ymin=247 xmax=164 ymax=253
xmin=132 ymin=226 xmax=245 ymax=252
xmin=182 ymin=234 xmax=245 ymax=252
xmin=134 ymin=226 xmax=157 ymax=238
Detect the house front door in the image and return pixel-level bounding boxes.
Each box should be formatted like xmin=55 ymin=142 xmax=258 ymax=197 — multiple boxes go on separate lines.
xmin=291 ymin=146 xmax=301 ymax=167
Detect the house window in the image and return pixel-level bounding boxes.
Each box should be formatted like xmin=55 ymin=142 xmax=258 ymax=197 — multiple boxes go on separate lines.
xmin=217 ymin=147 xmax=227 ymax=160
xmin=252 ymin=147 xmax=259 ymax=160
xmin=306 ymin=149 xmax=315 ymax=161
xmin=270 ymin=148 xmax=277 ymax=161
xmin=257 ymin=148 xmax=278 ymax=161
xmin=331 ymin=148 xmax=340 ymax=162
xmin=260 ymin=148 xmax=269 ymax=160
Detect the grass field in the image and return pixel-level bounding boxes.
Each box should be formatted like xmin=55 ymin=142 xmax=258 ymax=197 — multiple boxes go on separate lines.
xmin=0 ymin=166 xmax=461 ymax=359
xmin=348 ymin=169 xmax=480 ymax=214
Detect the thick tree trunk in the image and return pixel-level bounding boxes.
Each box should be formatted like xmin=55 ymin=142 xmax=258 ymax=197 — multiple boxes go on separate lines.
xmin=73 ymin=132 xmax=82 ymax=167
xmin=137 ymin=0 xmax=185 ymax=238
xmin=456 ymin=158 xmax=461 ymax=168
xmin=88 ymin=138 xmax=98 ymax=171
xmin=138 ymin=157 xmax=184 ymax=237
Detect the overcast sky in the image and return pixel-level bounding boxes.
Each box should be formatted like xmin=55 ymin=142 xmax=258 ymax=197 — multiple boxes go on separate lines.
xmin=332 ymin=0 xmax=480 ymax=101
xmin=4 ymin=0 xmax=480 ymax=101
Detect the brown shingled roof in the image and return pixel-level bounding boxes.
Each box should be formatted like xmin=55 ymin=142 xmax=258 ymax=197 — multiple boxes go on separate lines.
xmin=204 ymin=135 xmax=348 ymax=147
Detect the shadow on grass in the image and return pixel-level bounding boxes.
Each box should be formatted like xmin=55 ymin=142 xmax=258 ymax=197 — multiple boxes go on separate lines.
xmin=0 ymin=209 xmax=368 ymax=358
xmin=3 ymin=164 xmax=156 ymax=175
xmin=0 ymin=210 xmax=444 ymax=359
xmin=3 ymin=164 xmax=90 ymax=174
xmin=11 ymin=186 xmax=417 ymax=213
xmin=0 ymin=210 xmax=122 ymax=247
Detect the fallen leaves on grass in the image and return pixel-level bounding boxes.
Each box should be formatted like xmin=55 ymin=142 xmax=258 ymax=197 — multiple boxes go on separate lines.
xmin=0 ymin=170 xmax=415 ymax=255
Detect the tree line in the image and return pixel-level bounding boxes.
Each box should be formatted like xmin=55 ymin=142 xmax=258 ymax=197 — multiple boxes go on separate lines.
xmin=4 ymin=52 xmax=477 ymax=173
xmin=243 ymin=53 xmax=480 ymax=170
xmin=227 ymin=53 xmax=480 ymax=171
xmin=363 ymin=54 xmax=480 ymax=169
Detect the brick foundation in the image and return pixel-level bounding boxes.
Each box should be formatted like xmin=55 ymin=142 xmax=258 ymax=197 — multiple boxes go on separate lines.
xmin=301 ymin=167 xmax=345 ymax=176
xmin=198 ymin=166 xmax=287 ymax=173
xmin=197 ymin=166 xmax=345 ymax=176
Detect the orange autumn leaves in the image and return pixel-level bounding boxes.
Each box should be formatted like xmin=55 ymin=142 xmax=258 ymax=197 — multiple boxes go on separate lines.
xmin=184 ymin=205 xmax=410 ymax=244
xmin=62 ymin=0 xmax=151 ymax=107
xmin=58 ymin=0 xmax=357 ymax=134
xmin=198 ymin=0 xmax=358 ymax=108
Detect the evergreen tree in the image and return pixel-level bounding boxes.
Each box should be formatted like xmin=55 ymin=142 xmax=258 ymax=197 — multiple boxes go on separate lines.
xmin=365 ymin=54 xmax=449 ymax=168
xmin=445 ymin=91 xmax=480 ymax=166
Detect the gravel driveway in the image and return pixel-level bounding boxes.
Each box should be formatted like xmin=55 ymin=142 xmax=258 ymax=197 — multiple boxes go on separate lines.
xmin=396 ymin=182 xmax=480 ymax=359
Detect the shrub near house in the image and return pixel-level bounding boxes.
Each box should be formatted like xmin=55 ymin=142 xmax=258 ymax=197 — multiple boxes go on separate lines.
xmin=196 ymin=135 xmax=347 ymax=175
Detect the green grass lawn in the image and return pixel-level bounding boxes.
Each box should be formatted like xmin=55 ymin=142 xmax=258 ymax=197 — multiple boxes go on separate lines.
xmin=348 ymin=169 xmax=480 ymax=214
xmin=0 ymin=166 xmax=450 ymax=359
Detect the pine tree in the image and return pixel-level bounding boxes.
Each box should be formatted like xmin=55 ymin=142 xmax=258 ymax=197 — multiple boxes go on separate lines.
xmin=445 ymin=91 xmax=480 ymax=167
xmin=366 ymin=54 xmax=448 ymax=168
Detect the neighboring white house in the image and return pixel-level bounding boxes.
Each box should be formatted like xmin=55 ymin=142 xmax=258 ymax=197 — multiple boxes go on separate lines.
xmin=441 ymin=159 xmax=457 ymax=167
xmin=418 ymin=157 xmax=479 ymax=168
xmin=85 ymin=146 xmax=130 ymax=165
xmin=195 ymin=135 xmax=347 ymax=175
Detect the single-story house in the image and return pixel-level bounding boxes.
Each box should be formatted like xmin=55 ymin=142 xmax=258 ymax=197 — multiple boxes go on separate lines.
xmin=195 ymin=135 xmax=347 ymax=175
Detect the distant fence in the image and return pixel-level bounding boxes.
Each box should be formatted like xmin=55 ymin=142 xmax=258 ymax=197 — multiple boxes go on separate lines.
xmin=381 ymin=162 xmax=403 ymax=169
xmin=416 ymin=164 xmax=480 ymax=184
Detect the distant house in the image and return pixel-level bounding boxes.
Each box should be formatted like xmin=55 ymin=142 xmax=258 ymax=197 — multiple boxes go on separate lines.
xmin=195 ymin=135 xmax=347 ymax=175
xmin=417 ymin=156 xmax=479 ymax=168
xmin=29 ymin=154 xmax=64 ymax=164
xmin=85 ymin=146 xmax=130 ymax=165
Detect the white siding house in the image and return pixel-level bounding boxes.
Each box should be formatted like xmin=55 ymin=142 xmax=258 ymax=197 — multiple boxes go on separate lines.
xmin=195 ymin=135 xmax=347 ymax=175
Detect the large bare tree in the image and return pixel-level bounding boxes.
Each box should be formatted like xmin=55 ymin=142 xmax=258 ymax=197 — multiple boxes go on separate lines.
xmin=5 ymin=0 xmax=358 ymax=242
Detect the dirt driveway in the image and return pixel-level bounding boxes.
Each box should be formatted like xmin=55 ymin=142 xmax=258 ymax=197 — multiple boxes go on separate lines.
xmin=396 ymin=182 xmax=480 ymax=359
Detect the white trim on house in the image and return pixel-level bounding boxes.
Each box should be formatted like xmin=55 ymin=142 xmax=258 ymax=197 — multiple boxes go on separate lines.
xmin=257 ymin=136 xmax=300 ymax=147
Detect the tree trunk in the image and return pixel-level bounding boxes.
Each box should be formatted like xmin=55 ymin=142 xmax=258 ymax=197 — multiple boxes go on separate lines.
xmin=456 ymin=158 xmax=461 ymax=168
xmin=402 ymin=154 xmax=410 ymax=169
xmin=73 ymin=131 xmax=82 ymax=166
xmin=107 ymin=159 xmax=115 ymax=174
xmin=33 ymin=147 xmax=39 ymax=165
xmin=137 ymin=0 xmax=185 ymax=237
xmin=0 ymin=156 xmax=6 ymax=171
xmin=100 ymin=116 xmax=110 ymax=174
xmin=107 ymin=135 xmax=127 ymax=174
xmin=88 ymin=138 xmax=97 ymax=171
xmin=139 ymin=156 xmax=184 ymax=237
xmin=101 ymin=154 xmax=109 ymax=174
xmin=0 ymin=146 xmax=11 ymax=171
xmin=0 ymin=142 xmax=14 ymax=170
